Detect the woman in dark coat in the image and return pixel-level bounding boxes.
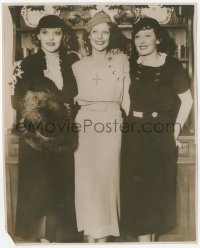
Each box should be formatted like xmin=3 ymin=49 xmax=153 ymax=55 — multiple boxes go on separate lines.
xmin=10 ymin=15 xmax=79 ymax=242
xmin=121 ymin=18 xmax=193 ymax=242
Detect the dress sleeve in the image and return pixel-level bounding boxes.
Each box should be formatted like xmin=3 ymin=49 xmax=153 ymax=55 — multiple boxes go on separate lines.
xmin=68 ymin=51 xmax=82 ymax=61
xmin=171 ymin=59 xmax=190 ymax=94
xmin=71 ymin=62 xmax=77 ymax=77
xmin=61 ymin=54 xmax=79 ymax=112
xmin=121 ymin=58 xmax=131 ymax=116
xmin=62 ymin=66 xmax=78 ymax=105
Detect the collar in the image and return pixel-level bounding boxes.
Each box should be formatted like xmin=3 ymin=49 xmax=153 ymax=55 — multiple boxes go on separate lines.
xmin=137 ymin=53 xmax=167 ymax=66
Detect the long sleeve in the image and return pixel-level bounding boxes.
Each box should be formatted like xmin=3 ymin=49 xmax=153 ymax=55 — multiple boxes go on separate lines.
xmin=121 ymin=60 xmax=131 ymax=116
xmin=61 ymin=52 xmax=79 ymax=105
xmin=62 ymin=65 xmax=78 ymax=105
xmin=61 ymin=52 xmax=80 ymax=119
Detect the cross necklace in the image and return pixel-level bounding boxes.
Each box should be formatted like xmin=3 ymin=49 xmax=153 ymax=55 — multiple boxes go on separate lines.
xmin=93 ymin=73 xmax=101 ymax=85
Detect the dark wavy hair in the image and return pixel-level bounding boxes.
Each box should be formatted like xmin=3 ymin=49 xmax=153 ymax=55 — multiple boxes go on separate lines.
xmin=33 ymin=19 xmax=79 ymax=52
xmin=131 ymin=17 xmax=176 ymax=60
xmin=82 ymin=22 xmax=129 ymax=55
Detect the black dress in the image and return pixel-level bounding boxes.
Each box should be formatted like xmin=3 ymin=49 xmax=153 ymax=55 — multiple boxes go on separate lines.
xmin=11 ymin=49 xmax=79 ymax=241
xmin=121 ymin=56 xmax=190 ymax=236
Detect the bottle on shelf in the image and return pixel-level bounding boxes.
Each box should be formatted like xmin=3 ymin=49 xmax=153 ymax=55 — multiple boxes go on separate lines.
xmin=175 ymin=44 xmax=188 ymax=59
xmin=21 ymin=48 xmax=30 ymax=58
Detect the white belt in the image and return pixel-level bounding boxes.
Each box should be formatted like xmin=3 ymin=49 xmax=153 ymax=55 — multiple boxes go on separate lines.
xmin=81 ymin=102 xmax=120 ymax=111
xmin=133 ymin=111 xmax=158 ymax=118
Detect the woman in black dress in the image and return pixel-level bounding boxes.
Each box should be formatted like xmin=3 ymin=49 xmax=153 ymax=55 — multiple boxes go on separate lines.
xmin=10 ymin=15 xmax=79 ymax=242
xmin=121 ymin=18 xmax=193 ymax=242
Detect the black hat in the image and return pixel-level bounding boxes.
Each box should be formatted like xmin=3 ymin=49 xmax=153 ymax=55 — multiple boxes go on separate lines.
xmin=35 ymin=15 xmax=66 ymax=33
xmin=133 ymin=17 xmax=161 ymax=37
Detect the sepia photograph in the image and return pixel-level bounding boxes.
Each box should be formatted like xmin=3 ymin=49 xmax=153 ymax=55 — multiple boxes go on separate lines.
xmin=2 ymin=1 xmax=198 ymax=246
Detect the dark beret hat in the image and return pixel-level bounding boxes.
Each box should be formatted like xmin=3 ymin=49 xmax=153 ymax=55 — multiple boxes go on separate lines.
xmin=133 ymin=17 xmax=161 ymax=36
xmin=35 ymin=15 xmax=66 ymax=33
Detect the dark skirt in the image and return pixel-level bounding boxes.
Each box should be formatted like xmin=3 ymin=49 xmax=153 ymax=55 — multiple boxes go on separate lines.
xmin=121 ymin=114 xmax=178 ymax=236
xmin=15 ymin=138 xmax=77 ymax=241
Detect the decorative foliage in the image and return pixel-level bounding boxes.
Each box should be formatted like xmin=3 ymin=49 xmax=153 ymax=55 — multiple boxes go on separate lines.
xmin=114 ymin=8 xmax=139 ymax=25
xmin=108 ymin=5 xmax=124 ymax=10
xmin=21 ymin=5 xmax=60 ymax=28
xmin=134 ymin=5 xmax=174 ymax=24
xmin=82 ymin=5 xmax=97 ymax=11
xmin=54 ymin=5 xmax=73 ymax=11
xmin=21 ymin=4 xmax=174 ymax=28
xmin=24 ymin=6 xmax=45 ymax=11
xmin=10 ymin=61 xmax=23 ymax=96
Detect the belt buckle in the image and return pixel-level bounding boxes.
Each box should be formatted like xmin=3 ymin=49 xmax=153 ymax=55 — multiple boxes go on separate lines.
xmin=152 ymin=112 xmax=158 ymax=118
xmin=133 ymin=111 xmax=143 ymax=118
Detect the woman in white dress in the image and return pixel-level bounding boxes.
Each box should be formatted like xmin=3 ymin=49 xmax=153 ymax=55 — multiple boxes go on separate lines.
xmin=72 ymin=11 xmax=130 ymax=242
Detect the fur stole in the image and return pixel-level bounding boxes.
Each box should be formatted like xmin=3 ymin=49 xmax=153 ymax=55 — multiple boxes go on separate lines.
xmin=18 ymin=77 xmax=78 ymax=153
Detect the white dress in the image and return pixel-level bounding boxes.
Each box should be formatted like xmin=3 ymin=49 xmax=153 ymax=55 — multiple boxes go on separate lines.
xmin=72 ymin=53 xmax=130 ymax=239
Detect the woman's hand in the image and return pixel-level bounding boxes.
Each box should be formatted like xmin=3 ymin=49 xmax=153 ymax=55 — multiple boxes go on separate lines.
xmin=175 ymin=139 xmax=183 ymax=148
xmin=64 ymin=103 xmax=71 ymax=118
xmin=173 ymin=124 xmax=182 ymax=148
xmin=173 ymin=122 xmax=181 ymax=140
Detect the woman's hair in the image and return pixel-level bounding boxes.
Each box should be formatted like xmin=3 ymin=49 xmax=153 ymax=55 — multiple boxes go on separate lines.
xmin=131 ymin=17 xmax=176 ymax=59
xmin=33 ymin=15 xmax=79 ymax=52
xmin=82 ymin=22 xmax=129 ymax=55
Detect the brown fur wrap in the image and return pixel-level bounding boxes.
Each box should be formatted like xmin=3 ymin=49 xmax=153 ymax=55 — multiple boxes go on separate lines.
xmin=18 ymin=77 xmax=78 ymax=153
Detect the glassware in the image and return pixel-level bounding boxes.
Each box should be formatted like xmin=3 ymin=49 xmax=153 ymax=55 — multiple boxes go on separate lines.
xmin=22 ymin=48 xmax=30 ymax=58
xmin=175 ymin=6 xmax=185 ymax=23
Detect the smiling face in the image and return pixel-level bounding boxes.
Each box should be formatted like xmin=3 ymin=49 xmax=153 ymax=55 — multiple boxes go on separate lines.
xmin=37 ymin=28 xmax=63 ymax=53
xmin=134 ymin=28 xmax=160 ymax=57
xmin=90 ymin=23 xmax=110 ymax=52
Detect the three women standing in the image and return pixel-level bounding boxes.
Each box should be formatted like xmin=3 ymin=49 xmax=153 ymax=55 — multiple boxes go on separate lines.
xmin=10 ymin=12 xmax=193 ymax=243
xmin=72 ymin=11 xmax=130 ymax=242
xmin=121 ymin=17 xmax=193 ymax=242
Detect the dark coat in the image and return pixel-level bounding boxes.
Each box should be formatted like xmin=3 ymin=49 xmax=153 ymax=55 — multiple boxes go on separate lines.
xmin=12 ymin=49 xmax=78 ymax=112
xmin=12 ymin=49 xmax=79 ymax=242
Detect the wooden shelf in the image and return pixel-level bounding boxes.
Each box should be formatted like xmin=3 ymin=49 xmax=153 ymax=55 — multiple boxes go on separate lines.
xmin=160 ymin=23 xmax=188 ymax=28
xmin=17 ymin=26 xmax=87 ymax=31
xmin=16 ymin=23 xmax=188 ymax=32
xmin=118 ymin=24 xmax=132 ymax=28
xmin=178 ymin=58 xmax=189 ymax=62
xmin=16 ymin=27 xmax=34 ymax=32
xmin=118 ymin=23 xmax=188 ymax=29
